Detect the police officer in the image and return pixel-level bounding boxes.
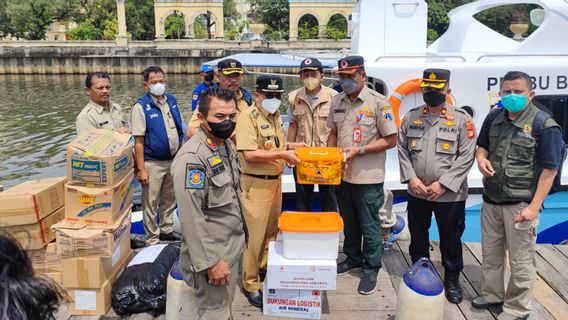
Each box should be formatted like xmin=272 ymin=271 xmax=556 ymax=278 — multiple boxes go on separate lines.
xmin=191 ymin=65 xmax=216 ymax=112
xmin=473 ymin=71 xmax=563 ymax=320
xmin=287 ymin=57 xmax=338 ymax=211
xmin=171 ymin=87 xmax=246 ymax=320
xmin=327 ymin=56 xmax=397 ymax=295
xmin=397 ymin=69 xmax=476 ymax=304
xmin=236 ymin=75 xmax=301 ymax=307
xmin=187 ymin=58 xmax=253 ymax=138
xmin=76 ymin=71 xmax=130 ymax=135
xmin=131 ymin=66 xmax=183 ymax=245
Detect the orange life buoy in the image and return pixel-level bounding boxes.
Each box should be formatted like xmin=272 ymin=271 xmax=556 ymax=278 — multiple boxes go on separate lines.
xmin=388 ymin=78 xmax=454 ymax=127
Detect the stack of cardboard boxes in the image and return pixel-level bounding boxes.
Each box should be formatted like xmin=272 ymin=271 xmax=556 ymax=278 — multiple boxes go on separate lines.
xmin=0 ymin=176 xmax=67 ymax=285
xmin=51 ymin=130 xmax=135 ymax=316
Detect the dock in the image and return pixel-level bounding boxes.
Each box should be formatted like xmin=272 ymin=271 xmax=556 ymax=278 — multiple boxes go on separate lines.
xmin=55 ymin=240 xmax=568 ymax=320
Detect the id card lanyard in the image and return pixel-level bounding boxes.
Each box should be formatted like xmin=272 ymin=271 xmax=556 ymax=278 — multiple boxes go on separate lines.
xmin=353 ymin=113 xmax=362 ymax=146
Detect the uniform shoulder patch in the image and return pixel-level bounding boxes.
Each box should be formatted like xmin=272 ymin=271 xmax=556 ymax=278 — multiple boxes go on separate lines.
xmin=185 ymin=164 xmax=205 ymax=189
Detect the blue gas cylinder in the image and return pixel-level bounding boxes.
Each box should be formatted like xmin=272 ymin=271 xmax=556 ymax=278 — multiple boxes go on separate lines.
xmin=395 ymin=257 xmax=445 ymax=320
xmin=392 ymin=215 xmax=406 ymax=234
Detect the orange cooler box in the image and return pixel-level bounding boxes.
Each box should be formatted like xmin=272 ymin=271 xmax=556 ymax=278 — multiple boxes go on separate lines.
xmin=279 ymin=211 xmax=344 ymax=260
xmin=296 ymin=147 xmax=342 ymax=185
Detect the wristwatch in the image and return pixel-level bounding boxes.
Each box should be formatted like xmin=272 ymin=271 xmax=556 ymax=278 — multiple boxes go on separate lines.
xmin=359 ymin=146 xmax=366 ymax=155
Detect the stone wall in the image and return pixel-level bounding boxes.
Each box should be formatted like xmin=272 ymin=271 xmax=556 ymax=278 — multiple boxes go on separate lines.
xmin=0 ymin=40 xmax=351 ymax=74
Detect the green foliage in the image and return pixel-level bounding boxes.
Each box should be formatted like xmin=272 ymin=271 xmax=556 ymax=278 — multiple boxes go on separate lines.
xmin=225 ymin=21 xmax=245 ymax=40
xmin=76 ymin=0 xmax=116 ymax=32
xmin=427 ymin=28 xmax=438 ymax=41
xmin=0 ymin=0 xmax=12 ymax=38
xmin=325 ymin=14 xmax=347 ymax=40
xmin=298 ymin=14 xmax=318 ymax=40
xmin=263 ymin=26 xmax=283 ymax=41
xmin=5 ymin=0 xmax=77 ymax=40
xmin=194 ymin=15 xmax=207 ymax=39
xmin=249 ymin=0 xmax=289 ymax=38
xmin=165 ymin=13 xmax=186 ymax=39
xmin=125 ymin=0 xmax=155 ymax=40
xmin=103 ymin=18 xmax=117 ymax=40
xmin=67 ymin=20 xmax=103 ymax=40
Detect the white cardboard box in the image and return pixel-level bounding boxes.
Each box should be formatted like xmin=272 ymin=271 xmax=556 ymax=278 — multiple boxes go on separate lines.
xmin=263 ymin=282 xmax=322 ymax=319
xmin=267 ymin=241 xmax=337 ymax=290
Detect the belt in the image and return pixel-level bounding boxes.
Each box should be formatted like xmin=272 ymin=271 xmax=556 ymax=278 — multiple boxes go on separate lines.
xmin=244 ymin=173 xmax=281 ymax=180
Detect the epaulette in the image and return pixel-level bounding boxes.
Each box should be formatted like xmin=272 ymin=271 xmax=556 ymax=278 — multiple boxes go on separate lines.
xmin=186 ymin=140 xmax=201 ymax=154
xmin=368 ymin=89 xmax=387 ymax=100
xmin=250 ymin=108 xmax=260 ymax=119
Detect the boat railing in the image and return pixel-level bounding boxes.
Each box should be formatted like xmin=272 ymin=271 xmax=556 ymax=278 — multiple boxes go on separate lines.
xmin=476 ymin=53 xmax=568 ymax=61
xmin=374 ymin=55 xmax=466 ymax=62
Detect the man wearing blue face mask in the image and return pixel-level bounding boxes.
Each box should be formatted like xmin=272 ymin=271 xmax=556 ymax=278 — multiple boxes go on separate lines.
xmin=235 ymin=75 xmax=302 ymax=308
xmin=131 ymin=66 xmax=184 ymax=245
xmin=474 ymin=71 xmax=563 ymax=320
xmin=327 ymin=56 xmax=398 ymax=295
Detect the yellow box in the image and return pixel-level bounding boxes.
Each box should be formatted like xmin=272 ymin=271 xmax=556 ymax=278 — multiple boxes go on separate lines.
xmin=296 ymin=147 xmax=343 ymax=185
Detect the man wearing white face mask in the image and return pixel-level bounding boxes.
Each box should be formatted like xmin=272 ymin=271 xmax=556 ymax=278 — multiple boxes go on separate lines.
xmin=130 ymin=66 xmax=184 ymax=245
xmin=235 ymin=75 xmax=302 ymax=308
xmin=287 ymin=57 xmax=338 ymax=211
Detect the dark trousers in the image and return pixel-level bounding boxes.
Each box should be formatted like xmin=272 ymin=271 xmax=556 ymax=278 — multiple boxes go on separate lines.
xmin=407 ymin=195 xmax=465 ymax=279
xmin=293 ymin=168 xmax=338 ymax=212
xmin=336 ymin=181 xmax=384 ymax=276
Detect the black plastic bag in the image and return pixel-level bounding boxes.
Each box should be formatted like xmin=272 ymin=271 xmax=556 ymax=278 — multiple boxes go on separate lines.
xmin=111 ymin=242 xmax=180 ymax=315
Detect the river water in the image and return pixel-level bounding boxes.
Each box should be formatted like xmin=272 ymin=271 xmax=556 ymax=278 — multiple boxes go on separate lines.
xmin=0 ymin=74 xmax=303 ymax=189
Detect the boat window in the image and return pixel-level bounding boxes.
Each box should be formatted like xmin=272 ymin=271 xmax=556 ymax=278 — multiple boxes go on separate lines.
xmin=533 ymin=95 xmax=568 ymax=143
xmin=472 ymin=4 xmax=542 ymax=40
xmin=367 ymin=77 xmax=386 ymax=95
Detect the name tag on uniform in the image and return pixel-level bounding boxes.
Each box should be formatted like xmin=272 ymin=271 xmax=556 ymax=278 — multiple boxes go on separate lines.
xmin=99 ymin=121 xmax=109 ymax=126
xmin=334 ymin=109 xmax=346 ymax=114
xmin=207 ymin=155 xmax=225 ymax=176
xmin=261 ymin=124 xmax=270 ymax=129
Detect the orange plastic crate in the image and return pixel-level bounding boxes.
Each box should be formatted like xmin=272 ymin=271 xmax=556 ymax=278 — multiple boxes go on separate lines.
xmin=296 ymin=147 xmax=342 ymax=185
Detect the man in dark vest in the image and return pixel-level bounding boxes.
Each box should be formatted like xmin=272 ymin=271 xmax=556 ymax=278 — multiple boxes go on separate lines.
xmin=473 ymin=71 xmax=563 ymax=320
xmin=131 ymin=66 xmax=183 ymax=245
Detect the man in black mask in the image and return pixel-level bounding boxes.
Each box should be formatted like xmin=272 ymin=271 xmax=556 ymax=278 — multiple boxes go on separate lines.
xmin=191 ymin=65 xmax=216 ymax=112
xmin=397 ymin=68 xmax=476 ymax=304
xmin=171 ymin=86 xmax=246 ymax=320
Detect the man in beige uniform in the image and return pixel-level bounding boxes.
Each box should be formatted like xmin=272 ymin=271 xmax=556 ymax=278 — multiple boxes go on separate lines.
xmin=397 ymin=69 xmax=476 ymax=304
xmin=172 ymin=87 xmax=246 ymax=320
xmin=327 ymin=56 xmax=397 ymax=295
xmin=236 ymin=75 xmax=301 ymax=308
xmin=76 ymin=71 xmax=130 ymax=135
xmin=186 ymin=59 xmax=253 ymax=138
xmin=131 ymin=66 xmax=183 ymax=245
xmin=288 ymin=57 xmax=338 ymax=211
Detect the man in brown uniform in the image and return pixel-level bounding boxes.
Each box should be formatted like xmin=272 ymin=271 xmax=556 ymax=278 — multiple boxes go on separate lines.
xmin=172 ymin=87 xmax=246 ymax=320
xmin=187 ymin=58 xmax=253 ymax=138
xmin=76 ymin=71 xmax=130 ymax=135
xmin=235 ymin=75 xmax=301 ymax=307
xmin=287 ymin=57 xmax=338 ymax=211
xmin=397 ymin=69 xmax=476 ymax=304
xmin=327 ymin=56 xmax=398 ymax=295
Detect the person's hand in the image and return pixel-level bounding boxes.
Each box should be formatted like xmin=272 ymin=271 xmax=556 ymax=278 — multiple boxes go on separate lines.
xmin=409 ymin=177 xmax=430 ymax=196
xmin=514 ymin=206 xmax=539 ymax=223
xmin=477 ymin=158 xmax=495 ymax=177
xmin=282 ymin=150 xmax=300 ymax=167
xmin=117 ymin=127 xmax=131 ymax=134
xmin=428 ymin=181 xmax=446 ymax=201
xmin=137 ymin=168 xmax=149 ymax=186
xmin=343 ymin=146 xmax=360 ymax=162
xmin=208 ymin=260 xmax=230 ymax=286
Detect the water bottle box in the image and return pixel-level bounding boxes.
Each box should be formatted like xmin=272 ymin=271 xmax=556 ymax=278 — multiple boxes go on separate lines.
xmin=262 ymin=281 xmax=322 ymax=319
xmin=66 ymin=129 xmax=133 ymax=188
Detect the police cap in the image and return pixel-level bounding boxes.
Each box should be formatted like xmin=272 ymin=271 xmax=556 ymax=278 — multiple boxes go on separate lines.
xmin=299 ymin=57 xmax=323 ymax=72
xmin=337 ymin=55 xmax=365 ymax=74
xmin=420 ymin=68 xmax=451 ymax=89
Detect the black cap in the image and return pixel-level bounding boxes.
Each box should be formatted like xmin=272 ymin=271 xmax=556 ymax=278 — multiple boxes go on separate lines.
xmin=337 ymin=55 xmax=365 ymax=74
xmin=299 ymin=57 xmax=323 ymax=72
xmin=420 ymin=68 xmax=451 ymax=89
xmin=217 ymin=58 xmax=244 ymax=75
xmin=256 ymin=75 xmax=284 ymax=92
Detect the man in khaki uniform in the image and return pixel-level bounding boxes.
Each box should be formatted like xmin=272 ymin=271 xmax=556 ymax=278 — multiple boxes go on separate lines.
xmin=131 ymin=66 xmax=183 ymax=245
xmin=76 ymin=71 xmax=130 ymax=135
xmin=236 ymin=75 xmax=301 ymax=308
xmin=474 ymin=71 xmax=563 ymax=320
xmin=397 ymin=69 xmax=476 ymax=304
xmin=172 ymin=87 xmax=246 ymax=320
xmin=327 ymin=56 xmax=397 ymax=295
xmin=288 ymin=57 xmax=338 ymax=211
xmin=187 ymin=59 xmax=253 ymax=138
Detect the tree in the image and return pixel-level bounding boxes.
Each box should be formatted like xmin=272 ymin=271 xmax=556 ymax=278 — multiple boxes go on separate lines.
xmin=297 ymin=14 xmax=318 ymax=40
xmin=103 ymin=18 xmax=118 ymax=40
xmin=76 ymin=0 xmax=116 ymax=32
xmin=125 ymin=0 xmax=155 ymax=40
xmin=325 ymin=14 xmax=347 ymax=40
xmin=249 ymin=0 xmax=289 ymax=38
xmin=0 ymin=0 xmax=13 ymax=38
xmin=165 ymin=13 xmax=185 ymax=39
xmin=6 ymin=0 xmax=77 ymax=40
xmin=67 ymin=20 xmax=103 ymax=40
